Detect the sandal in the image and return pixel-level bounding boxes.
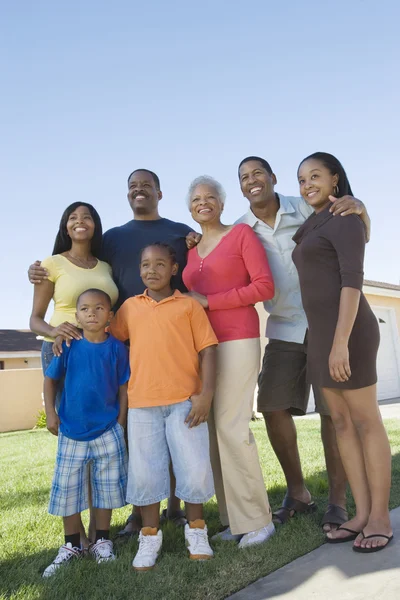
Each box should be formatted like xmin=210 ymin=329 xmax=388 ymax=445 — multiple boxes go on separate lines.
xmin=353 ymin=532 xmax=394 ymax=553
xmin=159 ymin=508 xmax=187 ymax=527
xmin=326 ymin=525 xmax=361 ymax=544
xmin=273 ymin=495 xmax=317 ymax=525
xmin=115 ymin=512 xmax=142 ymax=538
xmin=321 ymin=504 xmax=348 ymax=532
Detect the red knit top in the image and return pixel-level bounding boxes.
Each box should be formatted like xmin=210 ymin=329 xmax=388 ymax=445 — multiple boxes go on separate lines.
xmin=183 ymin=224 xmax=274 ymax=343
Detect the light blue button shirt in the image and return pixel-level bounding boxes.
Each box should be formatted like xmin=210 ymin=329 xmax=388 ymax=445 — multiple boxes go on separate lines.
xmin=236 ymin=194 xmax=313 ymax=344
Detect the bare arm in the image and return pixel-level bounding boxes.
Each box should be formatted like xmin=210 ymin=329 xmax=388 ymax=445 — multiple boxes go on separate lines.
xmin=43 ymin=376 xmax=60 ymax=436
xmin=30 ymin=280 xmax=57 ymax=338
xmin=329 ymin=288 xmax=361 ymax=383
xmin=30 ymin=280 xmax=82 ymax=341
xmin=185 ymin=345 xmax=217 ymax=428
xmin=117 ymin=383 xmax=128 ymax=428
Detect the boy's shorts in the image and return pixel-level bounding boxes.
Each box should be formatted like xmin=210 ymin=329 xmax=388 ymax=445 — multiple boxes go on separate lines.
xmin=257 ymin=337 xmax=330 ymax=416
xmin=126 ymin=400 xmax=215 ymax=506
xmin=48 ymin=422 xmax=128 ymax=517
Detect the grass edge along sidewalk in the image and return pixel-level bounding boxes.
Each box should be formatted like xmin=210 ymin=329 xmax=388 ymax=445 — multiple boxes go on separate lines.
xmin=1 ymin=419 xmax=399 ymax=600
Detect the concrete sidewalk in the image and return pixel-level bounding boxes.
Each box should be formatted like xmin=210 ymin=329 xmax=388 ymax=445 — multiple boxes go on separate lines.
xmin=231 ymin=399 xmax=400 ymax=599
xmin=228 ymin=505 xmax=400 ymax=600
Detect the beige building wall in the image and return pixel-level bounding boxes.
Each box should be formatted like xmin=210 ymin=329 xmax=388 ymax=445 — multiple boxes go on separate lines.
xmin=0 ymin=368 xmax=44 ymax=433
xmin=2 ymin=356 xmax=42 ymax=369
xmin=364 ymin=293 xmax=400 ymax=334
xmin=256 ymin=302 xmax=268 ymax=354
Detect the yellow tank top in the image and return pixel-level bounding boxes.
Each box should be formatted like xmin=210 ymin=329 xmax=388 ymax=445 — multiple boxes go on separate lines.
xmin=41 ymin=254 xmax=119 ymax=341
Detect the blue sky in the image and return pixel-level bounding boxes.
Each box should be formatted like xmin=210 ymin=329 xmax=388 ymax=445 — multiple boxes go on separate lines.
xmin=1 ymin=0 xmax=399 ymax=328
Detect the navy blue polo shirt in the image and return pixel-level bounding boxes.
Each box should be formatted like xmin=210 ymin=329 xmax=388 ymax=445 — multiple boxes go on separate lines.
xmin=101 ymin=218 xmax=192 ymax=309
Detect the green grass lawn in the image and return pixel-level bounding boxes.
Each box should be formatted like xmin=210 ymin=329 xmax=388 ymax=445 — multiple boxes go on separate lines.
xmin=1 ymin=419 xmax=400 ymax=600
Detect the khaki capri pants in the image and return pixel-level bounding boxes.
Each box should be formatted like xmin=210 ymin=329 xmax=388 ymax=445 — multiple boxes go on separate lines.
xmin=208 ymin=337 xmax=272 ymax=535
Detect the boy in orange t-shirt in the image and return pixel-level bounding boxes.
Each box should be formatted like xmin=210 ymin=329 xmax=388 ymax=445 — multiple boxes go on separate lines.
xmin=109 ymin=243 xmax=218 ymax=571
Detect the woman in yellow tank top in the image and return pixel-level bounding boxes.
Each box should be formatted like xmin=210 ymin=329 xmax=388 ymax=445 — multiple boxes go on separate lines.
xmin=30 ymin=202 xmax=118 ymax=343
xmin=30 ymin=201 xmax=119 ymax=549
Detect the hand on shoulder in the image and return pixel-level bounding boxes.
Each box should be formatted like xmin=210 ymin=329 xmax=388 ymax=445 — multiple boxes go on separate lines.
xmin=28 ymin=260 xmax=49 ymax=284
xmin=186 ymin=231 xmax=202 ymax=249
xmin=185 ymin=291 xmax=208 ymax=309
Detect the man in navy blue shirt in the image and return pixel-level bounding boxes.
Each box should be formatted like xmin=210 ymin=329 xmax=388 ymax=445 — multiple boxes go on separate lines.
xmin=101 ymin=169 xmax=193 ymax=309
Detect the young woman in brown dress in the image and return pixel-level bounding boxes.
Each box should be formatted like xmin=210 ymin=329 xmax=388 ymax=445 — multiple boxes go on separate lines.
xmin=292 ymin=152 xmax=392 ymax=553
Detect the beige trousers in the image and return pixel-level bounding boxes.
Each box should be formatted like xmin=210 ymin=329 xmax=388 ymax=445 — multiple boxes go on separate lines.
xmin=208 ymin=337 xmax=272 ymax=535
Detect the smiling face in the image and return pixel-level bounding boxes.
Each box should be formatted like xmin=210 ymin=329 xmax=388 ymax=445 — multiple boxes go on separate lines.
xmin=189 ymin=184 xmax=223 ymax=225
xmin=239 ymin=160 xmax=277 ymax=209
xmin=66 ymin=205 xmax=95 ymax=242
xmin=140 ymin=246 xmax=178 ymax=293
xmin=297 ymin=158 xmax=339 ymax=212
xmin=76 ymin=291 xmax=112 ymax=333
xmin=127 ymin=170 xmax=162 ymax=216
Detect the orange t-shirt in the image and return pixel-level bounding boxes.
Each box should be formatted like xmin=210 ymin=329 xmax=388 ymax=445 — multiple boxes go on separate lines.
xmin=109 ymin=290 xmax=218 ymax=408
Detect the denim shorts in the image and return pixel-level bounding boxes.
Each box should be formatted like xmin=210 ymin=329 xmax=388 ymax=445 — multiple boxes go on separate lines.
xmin=126 ymin=400 xmax=215 ymax=506
xmin=41 ymin=341 xmax=63 ymax=411
xmin=48 ymin=423 xmax=128 ymax=517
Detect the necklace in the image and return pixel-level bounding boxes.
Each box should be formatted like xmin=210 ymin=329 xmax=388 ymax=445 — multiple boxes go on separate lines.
xmin=66 ymin=251 xmax=97 ymax=269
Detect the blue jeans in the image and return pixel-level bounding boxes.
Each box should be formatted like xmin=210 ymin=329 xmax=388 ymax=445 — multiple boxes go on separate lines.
xmin=126 ymin=400 xmax=215 ymax=506
xmin=41 ymin=341 xmax=63 ymax=410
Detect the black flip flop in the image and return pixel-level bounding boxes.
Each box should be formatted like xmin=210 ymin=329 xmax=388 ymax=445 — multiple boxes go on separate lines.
xmin=159 ymin=508 xmax=187 ymax=527
xmin=273 ymin=495 xmax=317 ymax=525
xmin=115 ymin=513 xmax=142 ymax=538
xmin=326 ymin=525 xmax=361 ymax=544
xmin=321 ymin=504 xmax=348 ymax=532
xmin=353 ymin=532 xmax=393 ymax=553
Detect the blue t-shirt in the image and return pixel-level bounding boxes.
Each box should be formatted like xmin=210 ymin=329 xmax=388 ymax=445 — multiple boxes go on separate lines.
xmin=101 ymin=218 xmax=192 ymax=309
xmin=45 ymin=335 xmax=130 ymax=441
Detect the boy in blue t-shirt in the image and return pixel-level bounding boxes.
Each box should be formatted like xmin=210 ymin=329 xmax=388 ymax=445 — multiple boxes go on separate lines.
xmin=42 ymin=288 xmax=130 ymax=578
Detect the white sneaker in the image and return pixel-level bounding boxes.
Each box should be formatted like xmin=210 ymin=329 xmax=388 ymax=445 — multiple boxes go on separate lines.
xmin=185 ymin=521 xmax=214 ymax=560
xmin=211 ymin=526 xmax=242 ymax=542
xmin=132 ymin=528 xmax=163 ymax=571
xmin=42 ymin=543 xmax=82 ymax=578
xmin=90 ymin=538 xmax=116 ymax=563
xmin=238 ymin=522 xmax=276 ymax=549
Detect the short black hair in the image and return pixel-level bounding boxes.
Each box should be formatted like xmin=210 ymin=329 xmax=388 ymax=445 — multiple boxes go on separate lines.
xmin=52 ymin=203 xmax=103 ymax=258
xmin=127 ymin=169 xmax=161 ymax=190
xmin=76 ymin=288 xmax=112 ymax=309
xmin=238 ymin=156 xmax=273 ymax=179
xmin=139 ymin=242 xmax=177 ymax=264
xmin=298 ymin=152 xmax=353 ymax=197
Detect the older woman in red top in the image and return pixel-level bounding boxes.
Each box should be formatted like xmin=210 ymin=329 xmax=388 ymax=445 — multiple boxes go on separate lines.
xmin=183 ymin=176 xmax=275 ymax=548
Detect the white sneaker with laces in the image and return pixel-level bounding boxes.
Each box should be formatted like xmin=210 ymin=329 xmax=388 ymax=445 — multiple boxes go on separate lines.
xmin=211 ymin=526 xmax=242 ymax=542
xmin=238 ymin=522 xmax=276 ymax=548
xmin=90 ymin=538 xmax=116 ymax=563
xmin=132 ymin=528 xmax=163 ymax=571
xmin=42 ymin=543 xmax=82 ymax=578
xmin=185 ymin=521 xmax=214 ymax=560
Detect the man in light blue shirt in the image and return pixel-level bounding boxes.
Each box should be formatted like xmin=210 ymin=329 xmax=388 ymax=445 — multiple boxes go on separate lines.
xmin=237 ymin=156 xmax=370 ymax=532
